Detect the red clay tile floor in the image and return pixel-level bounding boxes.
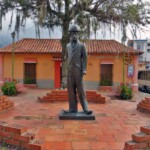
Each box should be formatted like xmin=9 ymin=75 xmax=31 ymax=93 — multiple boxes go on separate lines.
xmin=0 ymin=89 xmax=149 ymax=150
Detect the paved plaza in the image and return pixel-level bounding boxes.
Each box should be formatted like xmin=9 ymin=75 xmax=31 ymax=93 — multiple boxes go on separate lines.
xmin=0 ymin=89 xmax=149 ymax=150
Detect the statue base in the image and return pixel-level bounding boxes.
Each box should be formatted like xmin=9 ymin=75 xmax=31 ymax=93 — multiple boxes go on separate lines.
xmin=59 ymin=110 xmax=95 ymax=120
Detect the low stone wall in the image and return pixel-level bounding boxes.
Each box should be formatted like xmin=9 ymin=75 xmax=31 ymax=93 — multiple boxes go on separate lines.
xmin=38 ymin=90 xmax=107 ymax=104
xmin=124 ymin=125 xmax=150 ymax=150
xmin=0 ymin=121 xmax=44 ymax=150
xmin=0 ymin=96 xmax=14 ymax=112
xmin=137 ymin=97 xmax=150 ymax=111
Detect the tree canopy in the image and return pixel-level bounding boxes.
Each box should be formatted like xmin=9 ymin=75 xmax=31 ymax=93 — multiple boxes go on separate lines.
xmin=0 ymin=0 xmax=150 ymax=86
xmin=0 ymin=0 xmax=150 ymax=41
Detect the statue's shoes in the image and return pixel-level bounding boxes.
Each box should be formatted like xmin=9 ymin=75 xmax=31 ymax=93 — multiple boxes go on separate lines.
xmin=63 ymin=110 xmax=77 ymax=113
xmin=84 ymin=110 xmax=93 ymax=115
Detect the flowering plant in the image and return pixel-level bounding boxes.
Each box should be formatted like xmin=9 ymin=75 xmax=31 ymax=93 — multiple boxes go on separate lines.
xmin=118 ymin=82 xmax=133 ymax=100
xmin=1 ymin=78 xmax=27 ymax=96
xmin=4 ymin=78 xmax=19 ymax=83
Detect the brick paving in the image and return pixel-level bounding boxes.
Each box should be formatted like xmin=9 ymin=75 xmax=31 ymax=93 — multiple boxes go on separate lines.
xmin=0 ymin=89 xmax=149 ymax=150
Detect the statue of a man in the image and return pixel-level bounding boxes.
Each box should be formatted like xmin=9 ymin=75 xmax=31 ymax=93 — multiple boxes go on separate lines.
xmin=64 ymin=24 xmax=92 ymax=115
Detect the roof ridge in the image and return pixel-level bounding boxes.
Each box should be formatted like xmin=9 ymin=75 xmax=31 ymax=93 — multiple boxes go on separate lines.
xmin=0 ymin=38 xmax=143 ymax=55
xmin=1 ymin=38 xmax=25 ymax=49
xmin=84 ymin=39 xmax=117 ymax=41
xmin=21 ymin=38 xmax=118 ymax=42
xmin=22 ymin=38 xmax=61 ymax=40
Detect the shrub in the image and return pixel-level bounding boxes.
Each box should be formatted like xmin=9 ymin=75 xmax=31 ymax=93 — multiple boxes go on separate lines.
xmin=1 ymin=82 xmax=17 ymax=96
xmin=100 ymin=79 xmax=112 ymax=86
xmin=119 ymin=83 xmax=133 ymax=100
xmin=24 ymin=78 xmax=36 ymax=84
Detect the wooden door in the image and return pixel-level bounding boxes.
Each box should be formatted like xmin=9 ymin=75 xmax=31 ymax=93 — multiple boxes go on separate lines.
xmin=24 ymin=63 xmax=36 ymax=84
xmin=100 ymin=64 xmax=113 ymax=86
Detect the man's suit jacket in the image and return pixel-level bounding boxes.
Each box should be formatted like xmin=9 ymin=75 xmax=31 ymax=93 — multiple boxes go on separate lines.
xmin=66 ymin=41 xmax=87 ymax=73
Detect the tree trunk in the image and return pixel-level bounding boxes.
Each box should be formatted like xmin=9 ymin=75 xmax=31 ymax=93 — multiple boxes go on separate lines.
xmin=61 ymin=21 xmax=70 ymax=88
xmin=61 ymin=0 xmax=71 ymax=88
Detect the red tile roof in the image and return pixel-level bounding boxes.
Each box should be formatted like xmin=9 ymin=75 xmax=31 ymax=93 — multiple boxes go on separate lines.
xmin=0 ymin=38 xmax=143 ymax=55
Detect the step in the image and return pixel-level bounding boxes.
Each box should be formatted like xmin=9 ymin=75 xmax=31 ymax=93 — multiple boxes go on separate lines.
xmin=141 ymin=125 xmax=150 ymax=134
xmin=124 ymin=140 xmax=149 ymax=149
xmin=14 ymin=132 xmax=35 ymax=143
xmin=139 ymin=105 xmax=150 ymax=111
xmin=22 ymin=139 xmax=44 ymax=150
xmin=38 ymin=90 xmax=106 ymax=104
xmin=145 ymin=97 xmax=150 ymax=101
xmin=132 ymin=132 xmax=150 ymax=142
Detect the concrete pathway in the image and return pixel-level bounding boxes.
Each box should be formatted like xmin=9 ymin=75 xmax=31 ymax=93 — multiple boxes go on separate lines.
xmin=0 ymin=89 xmax=149 ymax=150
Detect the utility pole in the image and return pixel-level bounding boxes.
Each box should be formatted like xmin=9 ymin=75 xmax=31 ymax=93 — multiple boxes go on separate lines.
xmin=122 ymin=21 xmax=127 ymax=84
xmin=11 ymin=31 xmax=16 ymax=81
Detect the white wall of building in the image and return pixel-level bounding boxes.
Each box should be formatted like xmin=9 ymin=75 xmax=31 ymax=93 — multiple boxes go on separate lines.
xmin=128 ymin=39 xmax=150 ymax=69
xmin=146 ymin=39 xmax=150 ymax=63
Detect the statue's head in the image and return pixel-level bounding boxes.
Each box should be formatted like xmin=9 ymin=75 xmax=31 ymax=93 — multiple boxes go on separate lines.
xmin=69 ymin=24 xmax=80 ymax=42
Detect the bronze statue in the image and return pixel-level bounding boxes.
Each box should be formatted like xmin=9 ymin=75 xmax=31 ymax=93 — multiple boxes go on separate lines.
xmin=64 ymin=24 xmax=92 ymax=115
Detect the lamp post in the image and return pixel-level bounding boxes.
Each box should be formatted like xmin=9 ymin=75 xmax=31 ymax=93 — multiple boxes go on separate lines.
xmin=122 ymin=20 xmax=127 ymax=84
xmin=11 ymin=31 xmax=15 ymax=81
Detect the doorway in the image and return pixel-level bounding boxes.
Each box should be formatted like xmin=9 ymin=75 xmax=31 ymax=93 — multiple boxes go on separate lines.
xmin=100 ymin=64 xmax=113 ymax=86
xmin=54 ymin=61 xmax=61 ymax=88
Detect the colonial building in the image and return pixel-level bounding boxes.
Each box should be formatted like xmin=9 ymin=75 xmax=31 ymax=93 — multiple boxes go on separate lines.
xmin=128 ymin=39 xmax=150 ymax=70
xmin=0 ymin=38 xmax=142 ymax=91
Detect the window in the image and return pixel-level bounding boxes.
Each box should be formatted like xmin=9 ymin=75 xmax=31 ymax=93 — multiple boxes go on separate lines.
xmin=138 ymin=71 xmax=142 ymax=79
xmin=137 ymin=44 xmax=141 ymax=50
xmin=147 ymin=72 xmax=150 ymax=80
xmin=147 ymin=49 xmax=150 ymax=52
xmin=147 ymin=43 xmax=150 ymax=46
xmin=138 ymin=71 xmax=150 ymax=80
xmin=136 ymin=43 xmax=144 ymax=50
xmin=139 ymin=56 xmax=143 ymax=62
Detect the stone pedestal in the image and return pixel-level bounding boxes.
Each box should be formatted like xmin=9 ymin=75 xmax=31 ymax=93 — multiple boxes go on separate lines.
xmin=59 ymin=110 xmax=95 ymax=120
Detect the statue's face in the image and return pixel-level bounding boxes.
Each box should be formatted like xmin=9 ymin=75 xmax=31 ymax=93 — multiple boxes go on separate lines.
xmin=70 ymin=32 xmax=79 ymax=42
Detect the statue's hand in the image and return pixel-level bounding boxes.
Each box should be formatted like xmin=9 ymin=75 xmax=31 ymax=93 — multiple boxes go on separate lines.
xmin=83 ymin=71 xmax=87 ymax=76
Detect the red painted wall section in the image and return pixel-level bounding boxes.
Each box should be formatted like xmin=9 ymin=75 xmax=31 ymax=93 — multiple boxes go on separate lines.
xmin=54 ymin=61 xmax=61 ymax=88
xmin=0 ymin=54 xmax=4 ymax=81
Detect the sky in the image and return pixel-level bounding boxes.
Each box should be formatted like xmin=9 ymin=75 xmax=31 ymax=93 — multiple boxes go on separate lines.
xmin=0 ymin=10 xmax=150 ymax=48
xmin=0 ymin=11 xmax=62 ymax=47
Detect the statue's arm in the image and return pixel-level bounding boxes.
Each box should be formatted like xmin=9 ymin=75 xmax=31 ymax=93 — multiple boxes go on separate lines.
xmin=82 ymin=44 xmax=87 ymax=75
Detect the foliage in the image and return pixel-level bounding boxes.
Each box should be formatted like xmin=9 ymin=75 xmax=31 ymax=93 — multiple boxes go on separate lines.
xmin=1 ymin=82 xmax=17 ymax=96
xmin=24 ymin=78 xmax=36 ymax=84
xmin=100 ymin=79 xmax=112 ymax=86
xmin=0 ymin=0 xmax=149 ymax=42
xmin=1 ymin=78 xmax=27 ymax=95
xmin=119 ymin=83 xmax=133 ymax=100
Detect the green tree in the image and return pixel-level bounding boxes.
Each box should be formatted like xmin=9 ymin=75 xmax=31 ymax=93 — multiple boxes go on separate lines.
xmin=0 ymin=0 xmax=150 ymax=87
